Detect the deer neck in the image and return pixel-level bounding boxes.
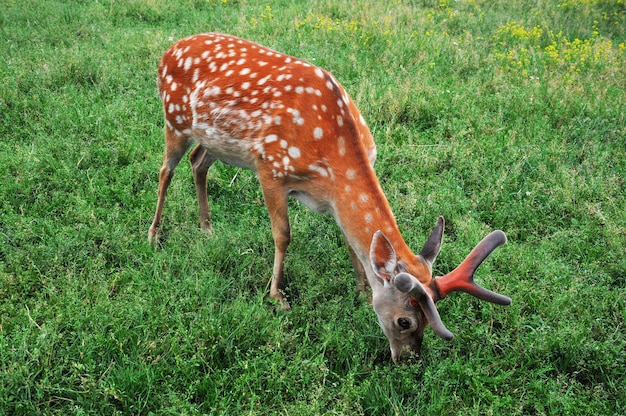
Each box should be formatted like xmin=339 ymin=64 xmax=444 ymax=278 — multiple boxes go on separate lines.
xmin=329 ymin=158 xmax=417 ymax=286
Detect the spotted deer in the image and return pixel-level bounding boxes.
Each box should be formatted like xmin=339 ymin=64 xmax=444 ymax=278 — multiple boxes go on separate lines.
xmin=148 ymin=33 xmax=511 ymax=362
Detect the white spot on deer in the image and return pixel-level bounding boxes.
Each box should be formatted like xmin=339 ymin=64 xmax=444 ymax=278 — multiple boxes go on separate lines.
xmin=241 ymin=81 xmax=251 ymax=89
xmin=240 ymin=68 xmax=251 ymax=76
xmin=346 ymin=168 xmax=356 ymax=180
xmin=274 ymin=116 xmax=281 ymax=125
xmin=309 ymin=164 xmax=328 ymax=177
xmin=204 ymin=86 xmax=221 ymax=97
xmin=365 ymin=213 xmax=373 ymax=224
xmin=253 ymin=142 xmax=266 ymax=158
xmin=288 ymin=146 xmax=301 ymax=159
xmin=345 ymin=185 xmax=352 ymax=193
xmin=280 ymin=139 xmax=288 ymax=149
xmin=236 ymin=58 xmax=246 ymax=65
xmin=265 ymin=134 xmax=278 ymax=143
xmin=295 ymin=86 xmax=304 ymax=94
xmin=338 ymin=137 xmax=346 ymax=156
xmin=184 ymin=57 xmax=193 ymax=70
xmin=342 ymin=90 xmax=350 ymax=105
xmin=314 ymin=67 xmax=324 ymax=78
xmin=287 ymin=108 xmax=304 ymax=125
xmin=258 ymin=74 xmax=271 ymax=85
xmin=360 ymin=193 xmax=369 ymax=203
xmin=313 ymin=127 xmax=323 ymax=140
xmin=337 ymin=116 xmax=344 ymax=127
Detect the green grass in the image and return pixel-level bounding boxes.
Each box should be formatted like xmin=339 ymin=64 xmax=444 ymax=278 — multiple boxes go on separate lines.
xmin=1 ymin=0 xmax=625 ymax=414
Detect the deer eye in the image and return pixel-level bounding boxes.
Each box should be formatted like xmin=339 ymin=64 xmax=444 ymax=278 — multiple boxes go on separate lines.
xmin=397 ymin=318 xmax=411 ymax=329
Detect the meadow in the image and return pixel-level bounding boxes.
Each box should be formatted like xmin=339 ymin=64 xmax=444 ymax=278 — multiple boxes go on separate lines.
xmin=1 ymin=0 xmax=625 ymax=414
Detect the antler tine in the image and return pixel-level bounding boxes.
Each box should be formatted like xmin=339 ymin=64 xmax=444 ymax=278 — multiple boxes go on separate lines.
xmin=431 ymin=230 xmax=511 ymax=305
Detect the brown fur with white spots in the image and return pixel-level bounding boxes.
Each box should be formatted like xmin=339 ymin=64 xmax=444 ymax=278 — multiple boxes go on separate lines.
xmin=148 ymin=33 xmax=511 ymax=362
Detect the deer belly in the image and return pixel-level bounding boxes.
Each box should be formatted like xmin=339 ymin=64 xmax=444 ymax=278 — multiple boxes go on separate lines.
xmin=290 ymin=190 xmax=332 ymax=214
xmin=191 ymin=123 xmax=256 ymax=170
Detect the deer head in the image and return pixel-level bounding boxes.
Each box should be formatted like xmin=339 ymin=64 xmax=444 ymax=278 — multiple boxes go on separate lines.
xmin=369 ymin=216 xmax=510 ymax=362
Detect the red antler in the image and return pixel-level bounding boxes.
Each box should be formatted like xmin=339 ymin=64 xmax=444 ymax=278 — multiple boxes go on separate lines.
xmin=431 ymin=230 xmax=511 ymax=305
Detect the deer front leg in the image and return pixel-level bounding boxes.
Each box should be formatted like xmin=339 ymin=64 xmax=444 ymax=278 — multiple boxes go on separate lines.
xmin=259 ymin=179 xmax=292 ymax=311
xmin=189 ymin=144 xmax=217 ymax=234
xmin=343 ymin=232 xmax=370 ymax=300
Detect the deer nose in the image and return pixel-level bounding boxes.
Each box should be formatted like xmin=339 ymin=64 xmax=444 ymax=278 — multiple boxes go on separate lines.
xmin=391 ymin=343 xmax=420 ymax=363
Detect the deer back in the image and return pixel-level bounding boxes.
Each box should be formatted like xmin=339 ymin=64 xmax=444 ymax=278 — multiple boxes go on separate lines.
xmin=158 ymin=34 xmax=377 ymax=193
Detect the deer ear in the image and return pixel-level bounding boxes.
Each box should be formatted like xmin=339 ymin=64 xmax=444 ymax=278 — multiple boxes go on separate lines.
xmin=418 ymin=216 xmax=444 ymax=272
xmin=370 ymin=231 xmax=397 ymax=282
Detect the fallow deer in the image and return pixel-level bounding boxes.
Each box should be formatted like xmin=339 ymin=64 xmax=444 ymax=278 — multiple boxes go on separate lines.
xmin=148 ymin=33 xmax=511 ymax=362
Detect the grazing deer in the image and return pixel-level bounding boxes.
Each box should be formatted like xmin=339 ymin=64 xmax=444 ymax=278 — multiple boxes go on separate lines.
xmin=149 ymin=33 xmax=511 ymax=362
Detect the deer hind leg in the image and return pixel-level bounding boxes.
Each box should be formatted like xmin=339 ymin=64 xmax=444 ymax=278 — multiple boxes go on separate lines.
xmin=189 ymin=144 xmax=217 ymax=234
xmin=259 ymin=179 xmax=292 ymax=311
xmin=148 ymin=127 xmax=193 ymax=242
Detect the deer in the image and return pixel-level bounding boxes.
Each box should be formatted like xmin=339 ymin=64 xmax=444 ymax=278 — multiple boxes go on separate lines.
xmin=148 ymin=33 xmax=511 ymax=362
